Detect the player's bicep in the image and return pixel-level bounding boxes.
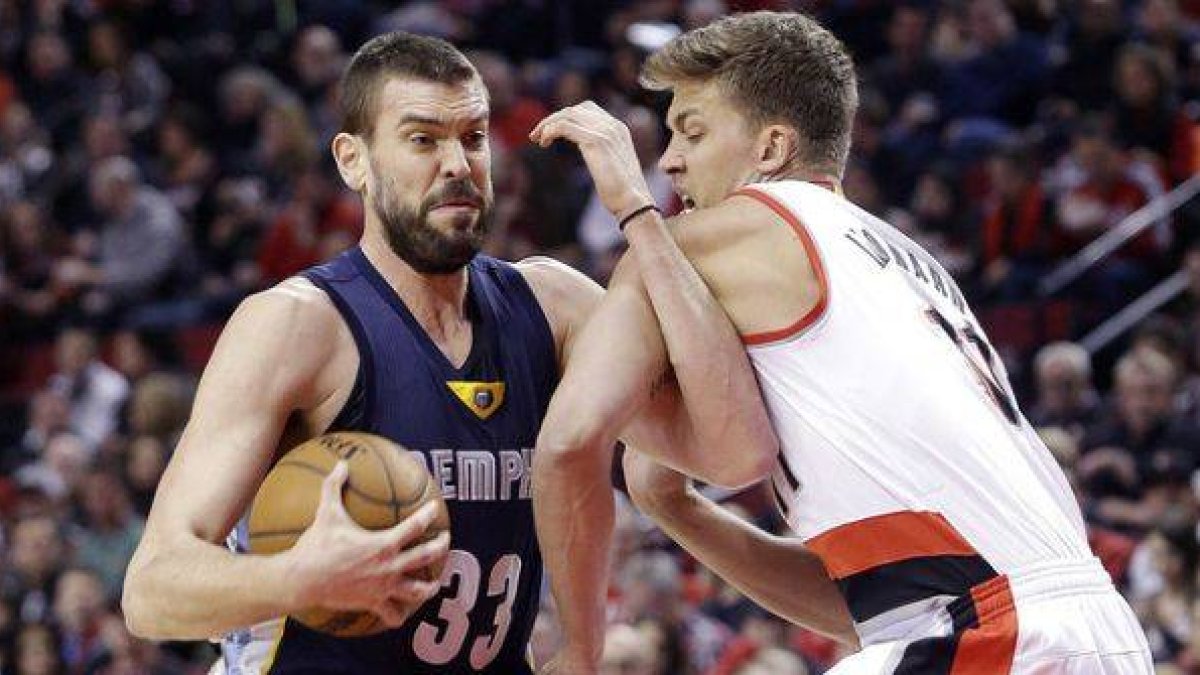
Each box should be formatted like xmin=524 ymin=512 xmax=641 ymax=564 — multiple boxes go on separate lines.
xmin=145 ymin=289 xmax=332 ymax=545
xmin=557 ymin=256 xmax=668 ymax=428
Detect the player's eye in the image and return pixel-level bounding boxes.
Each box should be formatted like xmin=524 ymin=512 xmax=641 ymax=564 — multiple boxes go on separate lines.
xmin=464 ymin=131 xmax=487 ymax=150
xmin=410 ymin=133 xmax=435 ymax=147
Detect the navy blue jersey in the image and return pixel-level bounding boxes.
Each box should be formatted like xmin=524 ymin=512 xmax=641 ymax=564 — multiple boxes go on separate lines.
xmin=222 ymin=247 xmax=557 ymax=674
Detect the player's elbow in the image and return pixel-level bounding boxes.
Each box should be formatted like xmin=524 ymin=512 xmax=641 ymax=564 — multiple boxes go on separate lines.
xmin=534 ymin=413 xmax=612 ymax=478
xmin=122 ymin=549 xmax=183 ymax=641
xmin=121 ymin=561 xmax=162 ymax=640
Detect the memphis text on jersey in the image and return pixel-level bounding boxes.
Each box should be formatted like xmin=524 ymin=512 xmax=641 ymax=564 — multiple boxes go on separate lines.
xmin=411 ymin=448 xmax=533 ymax=502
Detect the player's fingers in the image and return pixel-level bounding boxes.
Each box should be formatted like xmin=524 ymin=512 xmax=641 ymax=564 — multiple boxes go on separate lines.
xmin=316 ymin=461 xmax=350 ymax=521
xmin=530 ymin=108 xmax=572 ymax=142
xmin=531 ymin=108 xmax=597 ymax=145
xmin=536 ymin=118 xmax=602 ymax=149
xmin=387 ymin=531 xmax=451 ymax=573
xmin=381 ymin=501 xmax=441 ymax=549
xmin=388 ymin=578 xmax=442 ymax=607
xmin=372 ymin=600 xmax=409 ymax=629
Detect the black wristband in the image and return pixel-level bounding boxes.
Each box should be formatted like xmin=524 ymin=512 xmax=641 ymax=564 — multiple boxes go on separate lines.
xmin=617 ymin=204 xmax=661 ymax=232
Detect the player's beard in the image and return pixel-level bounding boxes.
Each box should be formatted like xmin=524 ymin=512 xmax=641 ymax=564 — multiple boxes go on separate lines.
xmin=372 ymin=175 xmax=493 ymax=275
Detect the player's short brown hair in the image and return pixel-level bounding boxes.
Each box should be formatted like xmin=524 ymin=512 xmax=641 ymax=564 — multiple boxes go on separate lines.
xmin=641 ymin=11 xmax=858 ymax=172
xmin=340 ymin=31 xmax=478 ymax=139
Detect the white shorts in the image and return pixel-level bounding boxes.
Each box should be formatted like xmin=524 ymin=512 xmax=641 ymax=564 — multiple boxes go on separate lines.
xmin=828 ymin=558 xmax=1152 ymax=674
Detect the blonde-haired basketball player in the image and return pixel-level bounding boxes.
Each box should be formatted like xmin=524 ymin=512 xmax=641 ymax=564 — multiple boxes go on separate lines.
xmin=531 ymin=10 xmax=1152 ymax=674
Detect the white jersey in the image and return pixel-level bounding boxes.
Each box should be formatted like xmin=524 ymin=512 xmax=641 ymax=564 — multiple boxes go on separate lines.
xmin=735 ymin=181 xmax=1095 ymax=645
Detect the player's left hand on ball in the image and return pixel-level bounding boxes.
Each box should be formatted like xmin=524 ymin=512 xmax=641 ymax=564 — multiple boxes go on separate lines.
xmin=529 ymin=101 xmax=654 ymax=221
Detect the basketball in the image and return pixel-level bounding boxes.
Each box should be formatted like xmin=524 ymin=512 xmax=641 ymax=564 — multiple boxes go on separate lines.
xmin=246 ymin=432 xmax=450 ymax=637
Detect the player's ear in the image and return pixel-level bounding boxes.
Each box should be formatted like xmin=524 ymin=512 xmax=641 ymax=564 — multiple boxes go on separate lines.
xmin=332 ymin=132 xmax=369 ymax=193
xmin=754 ymin=124 xmax=800 ymax=176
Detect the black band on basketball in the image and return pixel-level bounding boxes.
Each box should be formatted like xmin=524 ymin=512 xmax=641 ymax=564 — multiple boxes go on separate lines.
xmin=618 ymin=204 xmax=661 ymax=232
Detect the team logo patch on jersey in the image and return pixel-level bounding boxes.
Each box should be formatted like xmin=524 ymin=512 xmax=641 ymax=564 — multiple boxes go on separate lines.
xmin=446 ymin=381 xmax=506 ymax=419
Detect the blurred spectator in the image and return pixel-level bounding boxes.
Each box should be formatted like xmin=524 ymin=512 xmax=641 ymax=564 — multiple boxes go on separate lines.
xmin=1133 ymin=518 xmax=1198 ymax=661
xmin=0 ymin=101 xmax=54 ymax=205
xmin=152 ymin=105 xmax=216 ymax=221
xmin=1055 ymin=117 xmax=1167 ymax=302
xmin=51 ymin=568 xmax=107 ymax=673
xmin=1079 ymin=348 xmax=1200 ymax=532
xmin=85 ymin=611 xmax=186 ymax=674
xmin=216 ymin=67 xmax=284 ymax=173
xmin=903 ymin=165 xmax=972 ymax=278
xmin=14 ymin=432 xmax=89 ymax=506
xmin=470 ymin=50 xmax=548 ymax=153
xmin=1 ymin=515 xmax=66 ymax=625
xmin=291 ymin=25 xmax=345 ymax=93
xmin=600 ymin=624 xmax=656 ymax=675
xmin=20 ymin=30 xmax=88 ymax=144
xmin=255 ymin=97 xmax=319 ymax=198
xmin=109 ymin=329 xmax=178 ymax=388
xmin=3 ymin=390 xmax=70 ymax=475
xmin=198 ymin=177 xmax=268 ymax=303
xmin=125 ymin=373 xmax=190 ymax=443
xmin=1 ymin=201 xmax=61 ymax=336
xmin=938 ymin=0 xmax=1049 ymax=128
xmin=1134 ymin=0 xmax=1200 ymax=101
xmin=1028 ymin=341 xmax=1101 ymax=437
xmin=70 ymin=467 xmax=144 ymax=602
xmin=978 ymin=141 xmax=1054 ymax=299
xmin=256 ymin=163 xmax=360 ymax=284
xmin=85 ymin=19 xmax=169 ymax=138
xmin=49 ymin=112 xmax=130 ymax=231
xmin=12 ymin=621 xmax=62 ymax=675
xmin=1111 ymin=43 xmax=1197 ymax=184
xmin=53 ymin=157 xmax=191 ymax=317
xmin=288 ymin=25 xmax=345 ymax=128
xmin=123 ymin=436 xmax=166 ymax=517
xmin=44 ymin=328 xmax=128 ymax=452
xmin=1051 ymin=0 xmax=1124 ymax=112
xmin=867 ymin=4 xmax=942 ymax=119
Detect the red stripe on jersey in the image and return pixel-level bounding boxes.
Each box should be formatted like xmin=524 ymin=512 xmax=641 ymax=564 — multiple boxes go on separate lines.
xmin=950 ymin=576 xmax=1019 ymax=674
xmin=805 ymin=510 xmax=979 ymax=580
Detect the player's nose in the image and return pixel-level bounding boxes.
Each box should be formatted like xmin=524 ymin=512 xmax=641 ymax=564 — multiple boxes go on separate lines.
xmin=658 ymin=145 xmax=684 ymax=176
xmin=440 ymin=141 xmax=471 ymax=180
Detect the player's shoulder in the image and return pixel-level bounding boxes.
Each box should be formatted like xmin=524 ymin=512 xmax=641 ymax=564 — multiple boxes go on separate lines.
xmin=511 ymin=257 xmax=604 ymax=360
xmin=221 ymin=277 xmax=348 ymax=361
xmin=238 ymin=276 xmax=340 ymax=326
xmin=512 ymin=256 xmax=603 ymax=306
xmin=667 ymin=188 xmax=797 ymax=260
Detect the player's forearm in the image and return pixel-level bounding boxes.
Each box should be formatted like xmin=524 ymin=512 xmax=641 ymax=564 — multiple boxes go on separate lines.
xmin=634 ymin=487 xmax=857 ymax=646
xmin=532 ymin=427 xmax=614 ymax=669
xmin=122 ymin=535 xmax=298 ymax=641
xmin=621 ymin=213 xmax=775 ymax=487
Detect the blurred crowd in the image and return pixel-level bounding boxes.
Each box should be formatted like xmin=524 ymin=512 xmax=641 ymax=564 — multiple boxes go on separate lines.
xmin=4 ymin=0 xmax=1200 ymax=673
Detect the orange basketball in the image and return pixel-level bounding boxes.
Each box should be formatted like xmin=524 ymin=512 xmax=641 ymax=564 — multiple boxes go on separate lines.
xmin=246 ymin=432 xmax=450 ymax=637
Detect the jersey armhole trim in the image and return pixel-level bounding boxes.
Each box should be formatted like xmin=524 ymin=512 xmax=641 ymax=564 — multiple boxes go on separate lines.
xmin=732 ymin=186 xmax=830 ymax=346
xmin=302 ymin=272 xmax=377 ymax=435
